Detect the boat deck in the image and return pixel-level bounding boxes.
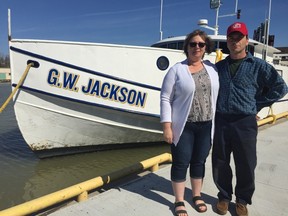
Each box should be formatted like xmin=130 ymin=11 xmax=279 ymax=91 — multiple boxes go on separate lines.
xmin=48 ymin=119 xmax=288 ymax=216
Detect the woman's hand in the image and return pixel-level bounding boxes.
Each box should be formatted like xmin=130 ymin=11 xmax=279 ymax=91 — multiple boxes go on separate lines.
xmin=162 ymin=122 xmax=173 ymax=144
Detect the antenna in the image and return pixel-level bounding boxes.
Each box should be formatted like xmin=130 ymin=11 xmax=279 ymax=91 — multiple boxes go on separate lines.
xmin=198 ymin=0 xmax=240 ymax=35
xmin=199 ymin=0 xmax=221 ymax=35
xmin=8 ymin=9 xmax=12 ymax=41
xmin=159 ymin=0 xmax=163 ymax=40
xmin=264 ymin=0 xmax=272 ymax=61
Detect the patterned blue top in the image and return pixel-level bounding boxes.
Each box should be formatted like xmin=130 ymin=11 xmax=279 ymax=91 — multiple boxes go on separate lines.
xmin=216 ymin=52 xmax=288 ymax=115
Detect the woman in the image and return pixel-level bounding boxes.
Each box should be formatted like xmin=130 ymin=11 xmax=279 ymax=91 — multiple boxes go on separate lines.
xmin=160 ymin=30 xmax=219 ymax=215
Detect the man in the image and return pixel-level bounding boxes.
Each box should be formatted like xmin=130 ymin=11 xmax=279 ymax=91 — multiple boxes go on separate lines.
xmin=212 ymin=22 xmax=288 ymax=216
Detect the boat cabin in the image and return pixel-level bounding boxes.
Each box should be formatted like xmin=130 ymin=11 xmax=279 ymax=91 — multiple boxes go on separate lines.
xmin=151 ymin=35 xmax=257 ymax=56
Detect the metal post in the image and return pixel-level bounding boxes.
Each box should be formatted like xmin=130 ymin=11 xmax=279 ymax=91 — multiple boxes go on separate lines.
xmin=265 ymin=0 xmax=272 ymax=60
xmin=159 ymin=0 xmax=163 ymax=40
xmin=215 ymin=6 xmax=219 ymax=35
xmin=235 ymin=0 xmax=238 ymax=13
xmin=8 ymin=9 xmax=11 ymax=41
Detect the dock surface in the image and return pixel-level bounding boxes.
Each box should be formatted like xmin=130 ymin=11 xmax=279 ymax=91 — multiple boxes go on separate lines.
xmin=49 ymin=119 xmax=288 ymax=216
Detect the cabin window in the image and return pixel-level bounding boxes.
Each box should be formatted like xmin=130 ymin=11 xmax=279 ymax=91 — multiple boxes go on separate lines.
xmin=276 ymin=69 xmax=283 ymax=77
xmin=154 ymin=43 xmax=168 ymax=49
xmin=273 ymin=59 xmax=280 ymax=65
xmin=214 ymin=42 xmax=229 ymax=54
xmin=247 ymin=45 xmax=255 ymax=55
xmin=177 ymin=42 xmax=184 ymax=50
xmin=167 ymin=43 xmax=177 ymax=49
xmin=213 ymin=42 xmax=255 ymax=56
xmin=151 ymin=41 xmax=184 ymax=50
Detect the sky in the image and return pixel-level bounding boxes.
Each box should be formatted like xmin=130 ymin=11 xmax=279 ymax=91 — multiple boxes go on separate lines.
xmin=0 ymin=0 xmax=287 ymax=56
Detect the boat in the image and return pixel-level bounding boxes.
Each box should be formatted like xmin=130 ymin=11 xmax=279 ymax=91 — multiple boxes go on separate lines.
xmin=9 ymin=39 xmax=186 ymax=158
xmin=7 ymin=3 xmax=288 ymax=158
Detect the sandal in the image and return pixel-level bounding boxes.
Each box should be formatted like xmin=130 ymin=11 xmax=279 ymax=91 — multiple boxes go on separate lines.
xmin=174 ymin=201 xmax=188 ymax=216
xmin=192 ymin=196 xmax=207 ymax=213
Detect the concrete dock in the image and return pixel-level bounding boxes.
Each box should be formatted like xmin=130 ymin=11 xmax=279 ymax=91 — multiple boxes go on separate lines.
xmin=48 ymin=119 xmax=288 ymax=216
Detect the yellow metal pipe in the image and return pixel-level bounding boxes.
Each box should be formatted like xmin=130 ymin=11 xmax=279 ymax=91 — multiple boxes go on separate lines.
xmin=0 ymin=153 xmax=172 ymax=216
xmin=276 ymin=111 xmax=288 ymax=119
xmin=258 ymin=111 xmax=288 ymax=126
xmin=257 ymin=116 xmax=275 ymax=126
xmin=100 ymin=153 xmax=172 ymax=184
xmin=140 ymin=152 xmax=172 ymax=170
xmin=0 ymin=176 xmax=105 ymax=216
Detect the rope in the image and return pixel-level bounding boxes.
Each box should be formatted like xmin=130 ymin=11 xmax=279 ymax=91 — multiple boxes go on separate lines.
xmin=0 ymin=63 xmax=34 ymax=113
xmin=266 ymin=106 xmax=277 ymax=123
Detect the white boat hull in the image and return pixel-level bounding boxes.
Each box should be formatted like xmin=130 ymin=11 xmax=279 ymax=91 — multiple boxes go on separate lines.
xmin=9 ymin=40 xmax=186 ymax=156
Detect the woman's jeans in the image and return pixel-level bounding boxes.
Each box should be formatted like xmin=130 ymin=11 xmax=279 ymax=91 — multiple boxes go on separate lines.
xmin=171 ymin=121 xmax=212 ymax=182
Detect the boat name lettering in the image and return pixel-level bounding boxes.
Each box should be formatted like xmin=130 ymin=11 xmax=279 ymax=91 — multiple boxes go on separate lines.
xmin=47 ymin=69 xmax=80 ymax=92
xmin=47 ymin=69 xmax=147 ymax=108
xmin=82 ymin=78 xmax=147 ymax=108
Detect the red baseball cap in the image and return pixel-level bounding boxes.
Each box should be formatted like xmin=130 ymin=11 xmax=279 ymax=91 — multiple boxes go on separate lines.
xmin=227 ymin=22 xmax=248 ymax=36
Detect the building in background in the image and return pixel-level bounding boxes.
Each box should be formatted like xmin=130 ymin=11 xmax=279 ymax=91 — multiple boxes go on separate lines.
xmin=0 ymin=68 xmax=11 ymax=82
xmin=274 ymin=47 xmax=288 ymax=66
xmin=253 ymin=21 xmax=275 ymax=46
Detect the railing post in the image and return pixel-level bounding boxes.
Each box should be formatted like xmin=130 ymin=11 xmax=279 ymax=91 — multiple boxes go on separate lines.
xmin=150 ymin=163 xmax=159 ymax=172
xmin=77 ymin=191 xmax=88 ymax=202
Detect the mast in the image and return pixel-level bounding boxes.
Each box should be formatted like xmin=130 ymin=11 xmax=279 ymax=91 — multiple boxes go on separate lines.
xmin=205 ymin=0 xmax=240 ymax=35
xmin=265 ymin=0 xmax=272 ymax=60
xmin=215 ymin=5 xmax=219 ymax=35
xmin=159 ymin=0 xmax=163 ymax=40
xmin=209 ymin=0 xmax=221 ymax=35
xmin=8 ymin=9 xmax=12 ymax=41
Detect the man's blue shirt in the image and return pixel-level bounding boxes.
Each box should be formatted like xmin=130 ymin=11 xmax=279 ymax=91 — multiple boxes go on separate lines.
xmin=216 ymin=52 xmax=288 ymax=115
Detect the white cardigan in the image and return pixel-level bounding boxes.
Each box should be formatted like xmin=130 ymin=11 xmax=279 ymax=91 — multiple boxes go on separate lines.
xmin=160 ymin=59 xmax=219 ymax=145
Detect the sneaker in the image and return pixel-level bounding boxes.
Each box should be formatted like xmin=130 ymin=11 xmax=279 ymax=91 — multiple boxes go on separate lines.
xmin=236 ymin=202 xmax=248 ymax=216
xmin=216 ymin=200 xmax=229 ymax=215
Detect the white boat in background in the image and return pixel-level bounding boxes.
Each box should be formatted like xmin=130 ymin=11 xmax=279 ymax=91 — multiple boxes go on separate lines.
xmin=7 ymin=3 xmax=288 ymax=158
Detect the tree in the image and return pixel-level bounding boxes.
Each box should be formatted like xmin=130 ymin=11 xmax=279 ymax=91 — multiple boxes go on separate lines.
xmin=0 ymin=53 xmax=10 ymax=68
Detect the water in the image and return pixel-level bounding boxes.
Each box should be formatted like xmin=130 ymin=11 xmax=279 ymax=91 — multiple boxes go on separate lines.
xmin=0 ymin=83 xmax=170 ymax=210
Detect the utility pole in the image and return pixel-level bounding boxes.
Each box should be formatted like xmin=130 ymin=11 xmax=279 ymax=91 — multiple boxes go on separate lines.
xmin=265 ymin=0 xmax=272 ymax=61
